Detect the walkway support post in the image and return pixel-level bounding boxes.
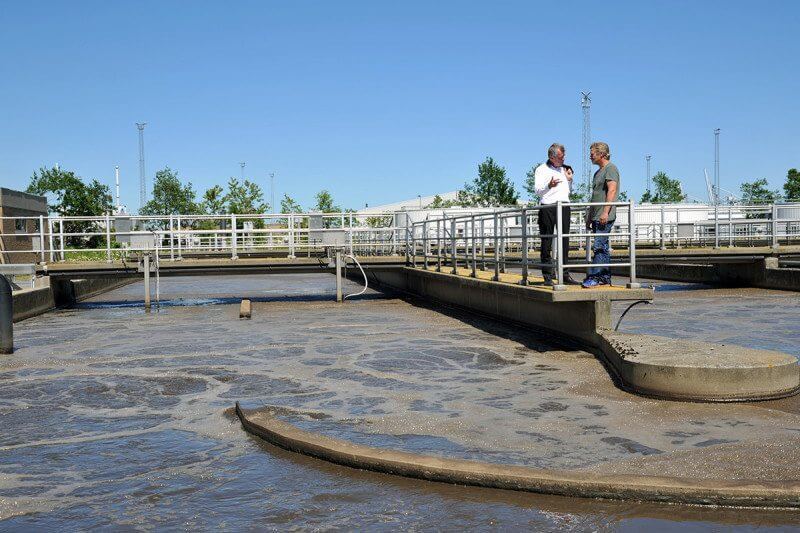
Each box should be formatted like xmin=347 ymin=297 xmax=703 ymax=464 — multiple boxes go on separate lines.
xmin=520 ymin=209 xmax=528 ymax=285
xmin=436 ymin=219 xmax=442 ymax=272
xmin=38 ymin=215 xmax=45 ymax=264
xmin=105 ymin=213 xmax=112 ymax=263
xmin=714 ymin=204 xmax=720 ymax=249
xmin=772 ymin=204 xmax=779 ymax=249
xmin=0 ymin=274 xmax=12 ymax=354
xmin=169 ymin=215 xmax=175 ymax=261
xmin=335 ymin=249 xmax=343 ymax=303
xmin=48 ymin=218 xmax=55 ymax=263
xmin=422 ymin=220 xmax=428 ymax=270
xmin=492 ymin=213 xmax=499 ymax=281
xmin=660 ymin=205 xmax=666 ymax=250
xmin=231 ymin=214 xmax=238 ymax=260
xmin=143 ymin=253 xmax=151 ymax=312
xmin=471 ymin=215 xmax=477 ymax=278
xmin=627 ymin=201 xmax=641 ymax=288
xmin=450 ymin=217 xmax=457 ymax=275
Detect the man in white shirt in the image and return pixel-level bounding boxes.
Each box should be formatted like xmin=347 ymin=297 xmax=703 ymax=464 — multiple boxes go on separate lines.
xmin=533 ymin=143 xmax=579 ymax=285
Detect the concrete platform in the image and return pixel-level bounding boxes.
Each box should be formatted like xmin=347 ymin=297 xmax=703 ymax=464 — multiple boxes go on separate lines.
xmin=236 ymin=404 xmax=800 ymax=508
xmin=598 ymin=332 xmax=800 ymax=401
xmin=362 ymin=267 xmax=799 ymax=402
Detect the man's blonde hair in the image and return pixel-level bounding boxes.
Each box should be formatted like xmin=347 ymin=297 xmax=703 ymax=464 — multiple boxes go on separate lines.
xmin=590 ymin=141 xmax=611 ymax=160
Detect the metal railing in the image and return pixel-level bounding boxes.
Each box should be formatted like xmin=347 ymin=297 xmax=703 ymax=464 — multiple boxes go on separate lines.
xmin=1 ymin=203 xmax=799 ymax=268
xmin=405 ymin=201 xmax=639 ymax=290
xmin=0 ymin=212 xmax=400 ymax=263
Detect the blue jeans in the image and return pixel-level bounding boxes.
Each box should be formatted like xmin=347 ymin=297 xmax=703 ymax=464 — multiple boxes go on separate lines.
xmin=588 ymin=220 xmax=614 ymax=283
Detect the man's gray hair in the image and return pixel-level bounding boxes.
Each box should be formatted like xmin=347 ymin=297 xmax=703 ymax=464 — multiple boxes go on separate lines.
xmin=590 ymin=141 xmax=611 ymax=160
xmin=548 ymin=143 xmax=565 ymax=159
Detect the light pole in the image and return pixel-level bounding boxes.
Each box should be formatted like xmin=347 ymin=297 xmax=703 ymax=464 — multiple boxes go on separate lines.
xmin=270 ymin=172 xmax=275 ymax=214
xmin=240 ymin=162 xmax=246 ymax=181
xmin=645 ymin=155 xmax=651 ymax=194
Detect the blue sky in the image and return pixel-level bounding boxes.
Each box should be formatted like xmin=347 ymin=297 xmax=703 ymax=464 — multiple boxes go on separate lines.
xmin=1 ymin=1 xmax=798 ymax=211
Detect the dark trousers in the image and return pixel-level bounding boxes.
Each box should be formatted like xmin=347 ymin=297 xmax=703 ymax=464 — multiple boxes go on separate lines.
xmin=538 ymin=204 xmax=571 ymax=277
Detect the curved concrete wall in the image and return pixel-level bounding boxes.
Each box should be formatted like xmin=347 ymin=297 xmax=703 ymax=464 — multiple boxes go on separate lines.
xmin=236 ymin=404 xmax=800 ymax=508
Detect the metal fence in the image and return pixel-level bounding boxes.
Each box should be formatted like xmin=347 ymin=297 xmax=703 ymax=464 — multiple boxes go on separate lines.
xmin=0 ymin=212 xmax=400 ymax=263
xmin=406 ymin=201 xmax=639 ymax=289
xmin=1 ymin=203 xmax=799 ymax=268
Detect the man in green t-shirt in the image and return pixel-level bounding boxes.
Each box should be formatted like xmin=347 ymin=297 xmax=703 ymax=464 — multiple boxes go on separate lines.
xmin=582 ymin=141 xmax=619 ymax=288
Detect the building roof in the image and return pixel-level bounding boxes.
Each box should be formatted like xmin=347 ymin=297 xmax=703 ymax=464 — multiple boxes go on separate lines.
xmin=0 ymin=188 xmax=48 ymax=213
xmin=358 ymin=191 xmax=460 ymax=214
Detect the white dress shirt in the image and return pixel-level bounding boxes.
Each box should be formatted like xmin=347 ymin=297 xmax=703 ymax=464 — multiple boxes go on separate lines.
xmin=534 ymin=163 xmax=572 ymax=205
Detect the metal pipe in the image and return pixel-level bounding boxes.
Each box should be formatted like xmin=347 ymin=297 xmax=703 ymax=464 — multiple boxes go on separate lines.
xmin=105 ymin=213 xmax=112 ymax=263
xmin=555 ymin=201 xmax=564 ymax=289
xmin=520 ymin=209 xmax=528 ymax=285
xmin=450 ymin=216 xmax=457 ymax=274
xmin=38 ymin=215 xmax=45 ymax=263
xmin=335 ymin=249 xmax=343 ymax=302
xmin=627 ymin=201 xmax=640 ymax=288
xmin=471 ymin=215 xmax=477 ymax=278
xmin=143 ymin=254 xmax=151 ymax=312
xmin=492 ymin=213 xmax=499 ymax=281
xmin=0 ymin=274 xmax=12 ymax=354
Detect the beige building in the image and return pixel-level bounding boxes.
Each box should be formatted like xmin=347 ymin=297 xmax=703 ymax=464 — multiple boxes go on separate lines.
xmin=0 ymin=188 xmax=49 ymax=264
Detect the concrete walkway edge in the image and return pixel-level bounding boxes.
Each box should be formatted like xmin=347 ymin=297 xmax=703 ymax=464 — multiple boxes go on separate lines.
xmin=235 ymin=403 xmax=800 ymax=509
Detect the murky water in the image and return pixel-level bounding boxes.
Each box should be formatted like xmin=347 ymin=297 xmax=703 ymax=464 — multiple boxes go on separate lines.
xmin=1 ymin=274 xmax=799 ymax=530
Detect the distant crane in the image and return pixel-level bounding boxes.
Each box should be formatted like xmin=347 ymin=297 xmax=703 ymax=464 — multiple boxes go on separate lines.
xmin=136 ymin=123 xmax=147 ymax=210
xmin=581 ymin=92 xmax=592 ymax=194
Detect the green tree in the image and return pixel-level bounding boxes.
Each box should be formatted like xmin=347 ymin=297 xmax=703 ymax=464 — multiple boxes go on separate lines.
xmin=140 ymin=167 xmax=199 ymax=218
xmin=226 ymin=177 xmax=268 ymax=214
xmin=569 ymin=181 xmax=589 ymax=202
xmin=280 ymin=194 xmax=303 ymax=214
xmin=425 ymin=194 xmax=459 ymax=209
xmin=650 ymin=171 xmax=687 ymax=203
xmin=27 ymin=166 xmax=113 ymax=247
xmin=640 ymin=189 xmax=653 ymax=203
xmin=740 ymin=179 xmax=779 ymax=205
xmin=523 ymin=165 xmax=541 ymax=205
xmin=617 ymin=190 xmax=629 ymax=202
xmin=461 ymin=157 xmax=519 ymax=207
xmin=313 ymin=190 xmax=340 ymax=213
xmin=201 ymin=185 xmax=226 ymax=215
xmin=784 ymin=168 xmax=800 ymax=201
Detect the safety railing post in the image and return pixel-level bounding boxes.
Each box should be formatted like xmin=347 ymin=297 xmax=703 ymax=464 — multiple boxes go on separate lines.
xmin=499 ymin=215 xmax=506 ymax=274
xmin=289 ymin=215 xmax=296 ymax=259
xmin=177 ymin=215 xmax=183 ymax=259
xmin=520 ymin=209 xmax=528 ymax=285
xmin=169 ymin=215 xmax=175 ymax=261
xmin=38 ymin=215 xmax=45 ymax=264
xmin=436 ymin=219 xmax=441 ymax=271
xmin=728 ymin=206 xmax=733 ymax=247
xmin=411 ymin=223 xmax=417 ymax=266
xmin=59 ymin=219 xmax=65 ymax=261
xmin=492 ymin=213 xmax=499 ymax=281
xmin=451 ymin=216 xmax=457 ymax=274
xmin=772 ymin=203 xmax=779 ymax=249
xmin=471 ymin=215 xmax=477 ymax=278
xmin=48 ymin=218 xmax=55 ymax=263
xmin=422 ymin=220 xmax=428 ymax=270
xmin=627 ymin=201 xmax=640 ymax=288
xmin=404 ymin=214 xmax=410 ymax=266
xmin=231 ymin=213 xmax=238 ymax=259
xmin=480 ymin=218 xmax=486 ymax=271
xmin=659 ymin=205 xmax=666 ymax=250
xmin=714 ymin=204 xmax=720 ymax=249
xmin=105 ymin=213 xmax=112 ymax=263
xmin=554 ymin=201 xmax=565 ymax=290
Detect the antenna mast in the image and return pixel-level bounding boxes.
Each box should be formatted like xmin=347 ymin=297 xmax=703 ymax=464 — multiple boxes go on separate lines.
xmin=136 ymin=123 xmax=147 ymax=210
xmin=581 ymin=92 xmax=592 ymax=195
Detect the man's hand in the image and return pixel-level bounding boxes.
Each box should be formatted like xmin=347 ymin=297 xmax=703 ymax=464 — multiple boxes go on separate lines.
xmin=565 ymin=167 xmax=574 ymax=181
xmin=599 ymin=212 xmax=609 ymax=225
xmin=548 ymin=177 xmax=561 ymax=188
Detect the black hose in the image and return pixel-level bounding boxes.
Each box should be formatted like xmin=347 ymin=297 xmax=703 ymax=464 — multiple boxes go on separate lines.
xmin=614 ymin=300 xmax=651 ymax=331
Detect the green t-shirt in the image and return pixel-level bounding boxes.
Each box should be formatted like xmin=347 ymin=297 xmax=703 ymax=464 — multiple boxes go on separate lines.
xmin=589 ymin=162 xmax=620 ymax=222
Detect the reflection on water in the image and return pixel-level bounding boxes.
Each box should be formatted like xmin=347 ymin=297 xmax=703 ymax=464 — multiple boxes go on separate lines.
xmin=1 ymin=274 xmax=799 ymax=529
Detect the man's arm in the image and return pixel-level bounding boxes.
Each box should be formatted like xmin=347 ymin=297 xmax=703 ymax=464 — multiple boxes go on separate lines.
xmin=599 ymin=180 xmax=618 ymax=225
xmin=534 ymin=165 xmax=551 ymax=197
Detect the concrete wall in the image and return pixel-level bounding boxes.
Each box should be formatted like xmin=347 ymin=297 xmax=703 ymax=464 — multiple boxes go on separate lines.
xmin=620 ymin=258 xmax=800 ymax=292
xmin=357 ymin=267 xmax=610 ymax=348
xmin=0 ymin=188 xmax=49 ymax=265
xmin=12 ymin=276 xmax=136 ymax=322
